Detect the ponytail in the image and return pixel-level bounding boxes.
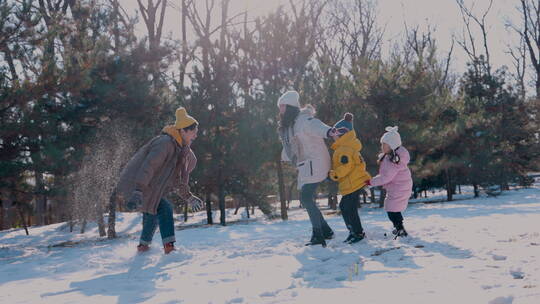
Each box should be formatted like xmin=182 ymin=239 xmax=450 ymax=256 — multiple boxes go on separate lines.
xmin=379 ymin=147 xmax=401 ymax=164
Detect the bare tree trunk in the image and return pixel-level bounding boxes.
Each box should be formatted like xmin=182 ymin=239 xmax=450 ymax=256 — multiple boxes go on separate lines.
xmin=205 ymin=192 xmax=213 ymax=225
xmin=361 ymin=189 xmax=367 ymax=204
xmin=15 ymin=203 xmax=29 ymax=235
xmin=276 ymin=159 xmax=288 ymax=220
xmin=219 ymin=187 xmax=226 ymax=226
xmin=1 ymin=197 xmax=13 ymax=231
xmin=47 ymin=203 xmax=53 ymax=225
xmin=183 ymin=201 xmax=188 ymax=222
xmin=455 ymin=0 xmax=493 ymax=74
xmin=287 ymin=180 xmax=296 ymax=209
xmin=517 ymin=0 xmax=540 ymax=98
xmin=378 ymin=188 xmax=386 ymax=208
xmin=96 ymin=204 xmax=106 ymax=237
xmin=80 ymin=218 xmax=87 ymax=234
xmin=137 ymin=0 xmax=168 ymax=86
xmin=34 ymin=172 xmax=48 ymax=226
xmin=327 ymin=195 xmax=335 ymax=210
xmin=327 ymin=181 xmax=338 ymax=210
xmin=179 ymin=0 xmax=189 ymax=88
xmin=446 ymin=169 xmax=454 ymax=201
xmin=69 ymin=219 xmax=75 ymax=233
xmin=107 ymin=192 xmax=117 ymax=239
xmin=111 ymin=0 xmax=121 ymax=54
xmin=369 ymin=188 xmax=376 ymax=203
xmin=3 ymin=47 xmax=19 ymax=82
xmin=234 ymin=196 xmax=241 ymax=215
xmin=0 ymin=199 xmax=4 ymax=230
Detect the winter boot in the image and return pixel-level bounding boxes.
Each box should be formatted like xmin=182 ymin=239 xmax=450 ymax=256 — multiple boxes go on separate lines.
xmin=137 ymin=244 xmax=150 ymax=253
xmin=164 ymin=242 xmax=175 ymax=254
xmin=323 ymin=228 xmax=334 ymax=240
xmin=305 ymin=229 xmax=327 ymax=248
xmin=347 ymin=232 xmax=366 ymax=244
xmin=393 ymin=228 xmax=408 ymax=239
xmin=343 ymin=234 xmax=354 ymax=243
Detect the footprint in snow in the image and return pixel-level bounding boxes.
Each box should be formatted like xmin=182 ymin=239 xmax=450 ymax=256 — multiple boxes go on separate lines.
xmin=226 ymin=297 xmax=244 ymax=304
xmin=492 ymin=254 xmax=507 ymax=261
xmin=260 ymin=290 xmax=281 ymax=297
xmin=488 ymin=295 xmax=514 ymax=304
xmin=510 ymin=269 xmax=525 ymax=279
xmin=481 ymin=284 xmax=501 ymax=290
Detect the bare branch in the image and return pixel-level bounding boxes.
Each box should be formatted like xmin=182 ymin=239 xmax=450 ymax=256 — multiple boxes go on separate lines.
xmin=137 ymin=0 xmax=150 ymax=32
xmin=455 ymin=0 xmax=493 ymax=74
xmin=156 ymin=0 xmax=167 ymax=43
xmin=208 ymin=10 xmax=247 ymax=36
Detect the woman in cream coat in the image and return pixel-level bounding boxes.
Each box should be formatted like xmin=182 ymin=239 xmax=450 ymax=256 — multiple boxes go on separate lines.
xmin=278 ymin=91 xmax=338 ymax=247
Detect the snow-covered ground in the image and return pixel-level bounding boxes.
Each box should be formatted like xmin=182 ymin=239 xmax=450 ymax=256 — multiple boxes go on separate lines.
xmin=1 ymin=183 xmax=540 ymax=304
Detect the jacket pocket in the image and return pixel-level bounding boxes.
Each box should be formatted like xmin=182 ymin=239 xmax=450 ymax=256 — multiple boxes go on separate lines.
xmin=297 ymin=160 xmax=314 ymax=179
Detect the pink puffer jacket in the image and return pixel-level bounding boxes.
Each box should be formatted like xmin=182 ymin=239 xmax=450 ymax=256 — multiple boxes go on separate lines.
xmin=370 ymin=147 xmax=413 ymax=212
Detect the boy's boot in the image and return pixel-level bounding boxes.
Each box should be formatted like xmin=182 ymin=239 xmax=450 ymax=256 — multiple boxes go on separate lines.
xmin=348 ymin=231 xmax=366 ymax=244
xmin=343 ymin=233 xmax=354 ymax=243
xmin=323 ymin=227 xmax=334 ymax=240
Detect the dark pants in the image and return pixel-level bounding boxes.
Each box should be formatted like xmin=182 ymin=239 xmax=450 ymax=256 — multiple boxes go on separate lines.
xmin=339 ymin=189 xmax=364 ymax=235
xmin=301 ymin=183 xmax=332 ymax=237
xmin=387 ymin=212 xmax=404 ymax=230
xmin=140 ymin=198 xmax=176 ymax=246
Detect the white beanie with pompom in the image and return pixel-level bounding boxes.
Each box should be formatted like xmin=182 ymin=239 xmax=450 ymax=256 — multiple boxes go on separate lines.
xmin=380 ymin=126 xmax=402 ymax=150
xmin=277 ymin=91 xmax=300 ymax=108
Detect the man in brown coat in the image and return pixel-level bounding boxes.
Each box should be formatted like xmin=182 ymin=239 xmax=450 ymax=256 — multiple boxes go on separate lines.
xmin=116 ymin=107 xmax=202 ymax=254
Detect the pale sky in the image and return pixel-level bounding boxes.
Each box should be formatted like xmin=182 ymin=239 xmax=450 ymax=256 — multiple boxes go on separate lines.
xmin=120 ymin=0 xmax=525 ymax=85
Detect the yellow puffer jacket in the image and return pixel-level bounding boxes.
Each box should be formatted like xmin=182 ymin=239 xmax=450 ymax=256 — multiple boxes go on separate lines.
xmin=329 ymin=130 xmax=371 ymax=195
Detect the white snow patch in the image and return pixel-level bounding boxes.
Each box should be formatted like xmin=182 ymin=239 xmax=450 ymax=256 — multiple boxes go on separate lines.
xmin=1 ymin=183 xmax=540 ymax=303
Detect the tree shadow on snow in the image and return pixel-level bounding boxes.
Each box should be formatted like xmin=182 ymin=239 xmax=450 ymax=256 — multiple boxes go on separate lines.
xmin=401 ymin=235 xmax=473 ymax=259
xmin=407 ymin=189 xmax=540 ymax=220
xmin=41 ymin=249 xmax=192 ymax=304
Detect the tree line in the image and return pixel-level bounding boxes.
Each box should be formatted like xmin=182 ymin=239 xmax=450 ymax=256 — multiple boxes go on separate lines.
xmin=1 ymin=0 xmax=539 ymax=235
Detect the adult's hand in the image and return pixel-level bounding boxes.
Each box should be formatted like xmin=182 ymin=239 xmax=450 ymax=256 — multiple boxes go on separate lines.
xmin=186 ymin=195 xmax=203 ymax=212
xmin=177 ymin=183 xmax=191 ymax=201
xmin=126 ymin=190 xmax=143 ymax=211
xmin=327 ymin=127 xmax=339 ymax=138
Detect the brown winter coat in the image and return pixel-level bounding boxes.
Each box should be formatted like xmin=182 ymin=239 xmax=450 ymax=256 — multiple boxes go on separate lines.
xmin=116 ymin=126 xmax=197 ymax=215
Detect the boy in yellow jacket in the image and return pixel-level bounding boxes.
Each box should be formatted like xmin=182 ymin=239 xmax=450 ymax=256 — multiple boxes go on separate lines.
xmin=329 ymin=113 xmax=371 ymax=244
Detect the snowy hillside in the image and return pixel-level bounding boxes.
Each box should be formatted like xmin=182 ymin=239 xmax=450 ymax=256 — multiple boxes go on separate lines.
xmin=1 ymin=183 xmax=539 ymax=304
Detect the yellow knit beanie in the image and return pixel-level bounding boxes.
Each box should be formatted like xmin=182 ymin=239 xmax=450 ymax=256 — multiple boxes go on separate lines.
xmin=174 ymin=107 xmax=198 ymax=129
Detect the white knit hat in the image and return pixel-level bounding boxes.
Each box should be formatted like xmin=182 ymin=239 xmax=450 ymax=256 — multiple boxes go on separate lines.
xmin=277 ymin=91 xmax=300 ymax=108
xmin=380 ymin=126 xmax=402 ymax=150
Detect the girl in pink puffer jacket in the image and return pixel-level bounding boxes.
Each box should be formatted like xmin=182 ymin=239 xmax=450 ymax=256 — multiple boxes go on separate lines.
xmin=369 ymin=126 xmax=413 ymax=238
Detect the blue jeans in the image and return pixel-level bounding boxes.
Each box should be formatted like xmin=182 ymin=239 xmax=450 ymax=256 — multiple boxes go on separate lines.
xmin=301 ymin=183 xmax=332 ymax=236
xmin=139 ymin=198 xmax=176 ymax=245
